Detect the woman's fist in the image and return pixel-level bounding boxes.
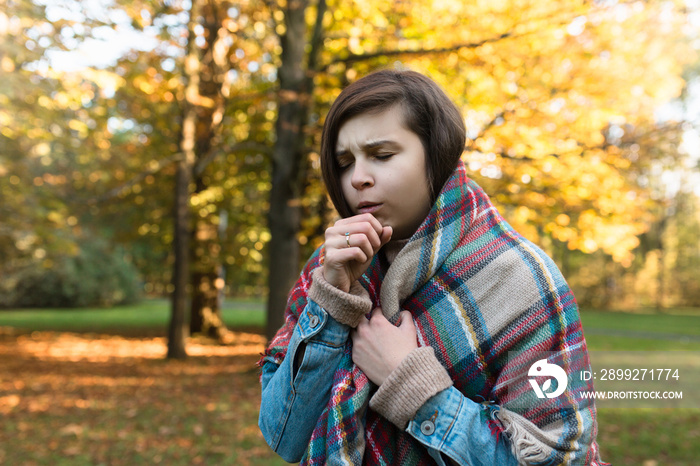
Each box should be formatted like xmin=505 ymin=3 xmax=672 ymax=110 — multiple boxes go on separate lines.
xmin=351 ymin=309 xmax=418 ymax=386
xmin=323 ymin=214 xmax=392 ymax=292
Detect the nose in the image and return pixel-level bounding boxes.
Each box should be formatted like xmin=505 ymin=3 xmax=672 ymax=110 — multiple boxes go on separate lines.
xmin=350 ymin=158 xmax=374 ymax=190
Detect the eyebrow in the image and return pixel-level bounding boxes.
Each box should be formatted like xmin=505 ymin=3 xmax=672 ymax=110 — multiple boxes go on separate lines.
xmin=334 ymin=139 xmax=400 ymax=158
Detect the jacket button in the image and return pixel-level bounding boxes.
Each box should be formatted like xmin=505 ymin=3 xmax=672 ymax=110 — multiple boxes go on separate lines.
xmin=420 ymin=420 xmax=435 ymax=436
xmin=309 ymin=315 xmax=319 ymax=328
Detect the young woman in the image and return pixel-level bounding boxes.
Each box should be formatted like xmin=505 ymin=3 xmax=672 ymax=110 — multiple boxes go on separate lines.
xmin=259 ymin=70 xmax=607 ymax=465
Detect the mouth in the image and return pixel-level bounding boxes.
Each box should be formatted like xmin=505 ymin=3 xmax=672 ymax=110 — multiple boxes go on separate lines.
xmin=357 ymin=202 xmax=383 ymax=214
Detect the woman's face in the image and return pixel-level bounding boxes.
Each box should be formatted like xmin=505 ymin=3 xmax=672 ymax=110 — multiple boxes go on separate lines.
xmin=336 ymin=106 xmax=432 ymax=240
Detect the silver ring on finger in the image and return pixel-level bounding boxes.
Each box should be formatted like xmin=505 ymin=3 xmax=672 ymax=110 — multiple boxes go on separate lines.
xmin=345 ymin=232 xmax=351 ymax=248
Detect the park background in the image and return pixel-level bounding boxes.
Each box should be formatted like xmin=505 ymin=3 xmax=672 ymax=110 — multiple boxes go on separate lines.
xmin=1 ymin=0 xmax=700 ymax=464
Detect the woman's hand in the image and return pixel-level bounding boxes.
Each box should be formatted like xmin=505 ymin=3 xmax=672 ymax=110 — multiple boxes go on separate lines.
xmin=351 ymin=308 xmax=418 ymax=386
xmin=323 ymin=213 xmax=392 ymax=293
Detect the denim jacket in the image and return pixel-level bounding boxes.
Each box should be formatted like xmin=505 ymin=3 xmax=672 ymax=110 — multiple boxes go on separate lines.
xmin=259 ymin=298 xmax=520 ymax=465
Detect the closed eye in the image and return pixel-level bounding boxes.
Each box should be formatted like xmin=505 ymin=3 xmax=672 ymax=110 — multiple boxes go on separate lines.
xmin=337 ymin=156 xmax=353 ymax=170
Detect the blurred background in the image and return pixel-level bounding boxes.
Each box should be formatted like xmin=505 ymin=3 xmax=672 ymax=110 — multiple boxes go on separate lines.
xmin=1 ymin=0 xmax=699 ymax=464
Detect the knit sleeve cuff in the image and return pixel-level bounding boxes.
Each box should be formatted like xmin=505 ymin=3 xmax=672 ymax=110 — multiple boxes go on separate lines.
xmin=307 ymin=267 xmax=372 ymax=328
xmin=369 ymin=346 xmax=453 ymax=429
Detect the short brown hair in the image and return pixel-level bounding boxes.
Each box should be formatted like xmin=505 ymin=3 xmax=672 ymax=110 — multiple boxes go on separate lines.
xmin=320 ymin=69 xmax=466 ymax=218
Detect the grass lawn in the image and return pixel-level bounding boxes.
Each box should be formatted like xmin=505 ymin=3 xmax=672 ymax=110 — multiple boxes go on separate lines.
xmin=0 ymin=298 xmax=266 ymax=335
xmin=580 ymin=309 xmax=700 ymax=352
xmin=580 ymin=308 xmax=700 ymax=465
xmin=0 ymin=302 xmax=698 ymax=464
xmin=580 ymin=308 xmax=700 ymax=337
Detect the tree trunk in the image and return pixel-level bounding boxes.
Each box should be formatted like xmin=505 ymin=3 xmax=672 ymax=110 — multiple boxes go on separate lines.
xmin=656 ymin=225 xmax=665 ymax=312
xmin=168 ymin=159 xmax=191 ymax=359
xmin=265 ymin=0 xmax=311 ymax=341
xmin=167 ymin=0 xmax=201 ymax=359
xmin=266 ymin=0 xmax=327 ymax=341
xmin=655 ymin=209 xmax=668 ymax=312
xmin=190 ymin=218 xmax=231 ymax=342
xmin=187 ymin=1 xmax=232 ymax=342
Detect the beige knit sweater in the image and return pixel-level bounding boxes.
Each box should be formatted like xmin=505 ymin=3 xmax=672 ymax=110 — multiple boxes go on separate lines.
xmin=307 ymin=240 xmax=453 ymax=429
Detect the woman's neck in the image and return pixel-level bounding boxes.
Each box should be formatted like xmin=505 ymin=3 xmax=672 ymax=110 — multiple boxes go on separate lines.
xmin=382 ymin=238 xmax=409 ymax=265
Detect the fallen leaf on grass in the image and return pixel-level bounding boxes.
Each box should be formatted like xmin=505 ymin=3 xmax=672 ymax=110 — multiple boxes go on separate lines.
xmin=62 ymin=446 xmax=81 ymax=456
xmin=59 ymin=423 xmax=84 ymax=437
xmin=0 ymin=394 xmax=20 ymax=414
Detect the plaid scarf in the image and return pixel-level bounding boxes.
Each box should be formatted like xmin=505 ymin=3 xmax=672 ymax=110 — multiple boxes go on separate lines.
xmin=262 ymin=161 xmax=605 ymax=465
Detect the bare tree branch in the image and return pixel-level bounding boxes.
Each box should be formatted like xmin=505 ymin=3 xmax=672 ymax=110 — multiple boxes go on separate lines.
xmin=465 ymin=108 xmax=515 ymax=151
xmin=318 ymin=4 xmax=611 ymax=71
xmin=321 ymin=32 xmax=513 ymax=71
xmin=307 ymin=0 xmax=327 ymax=74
